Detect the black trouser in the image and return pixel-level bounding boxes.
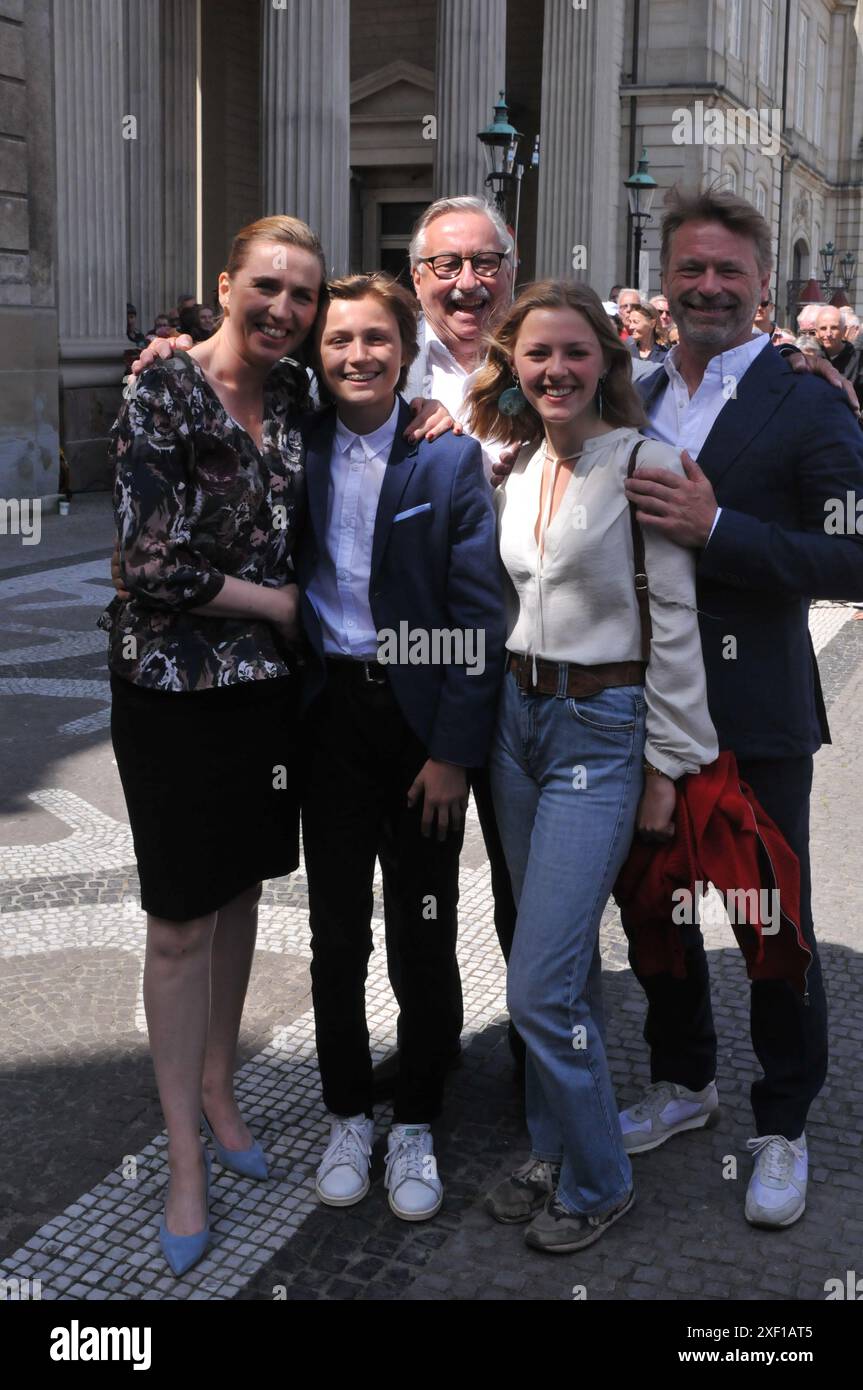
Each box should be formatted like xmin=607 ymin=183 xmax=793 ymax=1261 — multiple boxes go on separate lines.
xmin=301 ymin=662 xmax=463 ymax=1124
xmin=381 ymin=763 xmax=520 ymax=1057
xmin=623 ymin=755 xmax=828 ymax=1139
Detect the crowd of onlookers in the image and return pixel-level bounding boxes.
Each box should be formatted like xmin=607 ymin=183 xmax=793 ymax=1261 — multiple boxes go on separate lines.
xmin=126 ymin=293 xmax=216 ymax=349
xmin=604 ymin=284 xmax=863 ymax=404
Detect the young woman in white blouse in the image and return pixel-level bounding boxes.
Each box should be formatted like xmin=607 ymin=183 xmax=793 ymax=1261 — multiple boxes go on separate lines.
xmin=465 ymin=281 xmax=717 ymax=1255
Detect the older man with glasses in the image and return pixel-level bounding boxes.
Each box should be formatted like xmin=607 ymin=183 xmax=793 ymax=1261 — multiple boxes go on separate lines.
xmin=404 ymin=196 xmax=514 ymax=475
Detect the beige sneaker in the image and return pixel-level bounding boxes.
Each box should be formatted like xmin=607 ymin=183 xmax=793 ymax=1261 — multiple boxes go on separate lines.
xmin=484 ymin=1156 xmax=561 ymax=1225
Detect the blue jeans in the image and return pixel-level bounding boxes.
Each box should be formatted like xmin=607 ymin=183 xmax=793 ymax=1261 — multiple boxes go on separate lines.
xmin=490 ymin=669 xmax=646 ymax=1215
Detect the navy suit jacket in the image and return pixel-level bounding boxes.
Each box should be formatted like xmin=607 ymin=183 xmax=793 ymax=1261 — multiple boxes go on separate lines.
xmin=637 ymin=346 xmax=863 ymax=759
xmin=295 ymin=397 xmax=506 ymax=768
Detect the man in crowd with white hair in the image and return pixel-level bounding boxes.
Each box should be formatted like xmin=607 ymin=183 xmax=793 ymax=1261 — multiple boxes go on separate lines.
xmin=616 ymin=287 xmax=643 ymax=335
xmin=816 ymin=306 xmax=863 ymax=406
xmin=796 ymin=304 xmax=820 ymax=339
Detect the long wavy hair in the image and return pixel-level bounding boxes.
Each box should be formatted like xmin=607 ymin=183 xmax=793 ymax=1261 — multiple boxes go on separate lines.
xmin=465 ymin=279 xmax=647 ymax=448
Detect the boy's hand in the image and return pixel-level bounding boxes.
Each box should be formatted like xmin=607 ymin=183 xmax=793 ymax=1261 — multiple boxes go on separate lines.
xmin=131 ymin=334 xmax=193 ymax=376
xmin=785 ymin=350 xmax=860 ymax=414
xmin=406 ymin=397 xmax=463 ymax=443
xmin=407 ymin=759 xmax=469 ymax=840
xmin=491 ymin=444 xmax=520 ymax=488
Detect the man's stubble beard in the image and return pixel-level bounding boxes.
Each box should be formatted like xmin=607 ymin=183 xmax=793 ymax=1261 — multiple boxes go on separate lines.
xmin=669 ymin=289 xmax=761 ymax=351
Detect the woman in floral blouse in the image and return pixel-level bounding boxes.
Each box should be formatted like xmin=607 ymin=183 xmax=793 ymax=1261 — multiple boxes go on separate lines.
xmin=103 ymin=215 xmax=325 ymax=1276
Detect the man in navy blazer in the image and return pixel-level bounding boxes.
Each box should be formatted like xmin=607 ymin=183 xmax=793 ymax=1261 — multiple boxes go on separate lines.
xmin=618 ymin=187 xmax=863 ymax=1230
xmin=294 ymin=273 xmax=505 ymax=1223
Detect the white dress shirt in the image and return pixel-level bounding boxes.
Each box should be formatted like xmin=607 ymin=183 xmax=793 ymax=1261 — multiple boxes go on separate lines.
xmin=403 ymin=315 xmax=503 ymax=482
xmin=646 ymin=331 xmax=771 ymax=459
xmin=305 ymin=399 xmax=400 ymax=659
xmin=646 ymin=331 xmax=771 ymax=544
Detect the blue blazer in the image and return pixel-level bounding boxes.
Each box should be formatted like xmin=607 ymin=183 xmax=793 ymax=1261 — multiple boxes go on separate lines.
xmin=637 ymin=346 xmax=863 ymax=759
xmin=295 ymin=397 xmax=507 ymax=768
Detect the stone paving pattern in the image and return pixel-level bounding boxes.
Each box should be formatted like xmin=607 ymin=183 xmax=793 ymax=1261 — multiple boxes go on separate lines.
xmin=1 ymin=503 xmax=862 ymax=1302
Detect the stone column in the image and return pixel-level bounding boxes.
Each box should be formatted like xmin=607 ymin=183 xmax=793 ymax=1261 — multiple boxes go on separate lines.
xmin=261 ymin=0 xmax=351 ymax=277
xmin=54 ymin=0 xmax=129 ymax=383
xmin=160 ymin=0 xmax=198 ymax=311
xmin=433 ymin=0 xmax=507 ymax=202
xmin=535 ymin=0 xmax=625 ymax=288
xmin=124 ymin=0 xmax=163 ymax=333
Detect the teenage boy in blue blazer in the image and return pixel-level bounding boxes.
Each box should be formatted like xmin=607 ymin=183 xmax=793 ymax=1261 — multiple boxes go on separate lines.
xmin=295 ymin=273 xmax=505 ymax=1221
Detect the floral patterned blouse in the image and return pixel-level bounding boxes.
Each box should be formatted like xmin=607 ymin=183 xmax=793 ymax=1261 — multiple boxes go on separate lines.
xmin=99 ymin=351 xmax=309 ymax=692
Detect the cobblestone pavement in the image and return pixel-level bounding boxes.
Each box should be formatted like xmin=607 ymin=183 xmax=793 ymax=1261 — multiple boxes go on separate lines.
xmin=1 ymin=499 xmax=862 ymax=1303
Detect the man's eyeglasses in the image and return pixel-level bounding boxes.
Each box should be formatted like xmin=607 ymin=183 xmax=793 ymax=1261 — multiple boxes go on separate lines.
xmin=417 ymin=252 xmax=510 ymax=281
xmin=759 ymin=300 xmax=773 ymax=309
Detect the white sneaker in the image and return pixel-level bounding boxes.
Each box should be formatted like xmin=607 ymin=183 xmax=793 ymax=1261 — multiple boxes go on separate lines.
xmin=745 ymin=1133 xmax=808 ymax=1228
xmin=384 ymin=1124 xmax=443 ymax=1221
xmin=315 ymin=1114 xmax=374 ymax=1207
xmin=619 ymin=1080 xmax=720 ymax=1153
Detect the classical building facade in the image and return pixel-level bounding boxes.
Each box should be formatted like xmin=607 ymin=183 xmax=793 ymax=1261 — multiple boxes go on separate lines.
xmin=1 ymin=0 xmax=861 ymax=499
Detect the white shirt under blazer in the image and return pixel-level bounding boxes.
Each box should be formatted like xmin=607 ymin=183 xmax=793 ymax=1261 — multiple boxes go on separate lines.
xmin=495 ymin=425 xmax=719 ymax=780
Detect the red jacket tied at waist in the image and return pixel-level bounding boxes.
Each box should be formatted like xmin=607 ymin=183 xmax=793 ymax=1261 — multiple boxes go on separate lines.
xmin=613 ymin=751 xmax=811 ymax=996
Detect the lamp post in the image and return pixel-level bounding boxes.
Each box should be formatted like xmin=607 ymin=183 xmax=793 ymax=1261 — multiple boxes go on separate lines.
xmin=819 ymin=241 xmax=837 ymax=289
xmin=477 ymin=92 xmax=539 ymax=296
xmin=840 ymin=250 xmax=858 ymax=293
xmin=478 ymin=92 xmax=522 ymax=219
xmin=624 ymin=148 xmax=658 ymax=294
xmin=786 ymin=244 xmax=858 ymax=325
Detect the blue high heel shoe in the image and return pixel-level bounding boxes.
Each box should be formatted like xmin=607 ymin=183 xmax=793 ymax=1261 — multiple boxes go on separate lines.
xmin=201 ymin=1112 xmax=269 ymax=1180
xmin=159 ymin=1143 xmax=212 ymax=1278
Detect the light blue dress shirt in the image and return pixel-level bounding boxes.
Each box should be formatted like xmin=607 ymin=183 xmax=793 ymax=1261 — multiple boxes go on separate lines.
xmin=305 ymin=399 xmax=400 ymax=659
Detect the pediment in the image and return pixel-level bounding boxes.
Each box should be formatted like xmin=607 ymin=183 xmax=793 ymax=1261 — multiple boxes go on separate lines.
xmin=351 ymin=61 xmax=435 ymax=119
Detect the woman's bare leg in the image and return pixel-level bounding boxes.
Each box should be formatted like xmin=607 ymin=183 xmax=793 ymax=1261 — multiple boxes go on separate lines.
xmin=144 ymin=911 xmax=217 ymax=1235
xmin=201 ymin=882 xmax=262 ymax=1150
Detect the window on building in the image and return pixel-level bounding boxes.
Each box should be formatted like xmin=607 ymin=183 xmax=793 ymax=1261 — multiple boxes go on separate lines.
xmin=755 ymin=183 xmax=767 ymax=217
xmin=728 ymin=0 xmax=743 ymax=59
xmin=795 ymin=13 xmax=809 ymax=134
xmin=814 ymin=33 xmax=827 ymax=147
xmin=759 ymin=0 xmax=774 ymax=87
xmin=724 ymin=164 xmax=739 ymax=195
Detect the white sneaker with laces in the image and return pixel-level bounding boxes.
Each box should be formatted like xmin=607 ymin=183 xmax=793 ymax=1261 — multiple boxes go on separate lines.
xmin=619 ymin=1080 xmax=720 ymax=1153
xmin=745 ymin=1133 xmax=807 ymax=1228
xmin=384 ymin=1123 xmax=443 ymax=1221
xmin=315 ymin=1114 xmax=374 ymax=1207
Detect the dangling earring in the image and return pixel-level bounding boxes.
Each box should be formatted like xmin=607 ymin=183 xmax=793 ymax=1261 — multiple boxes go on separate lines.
xmin=498 ymin=370 xmax=527 ymax=417
xmin=596 ymin=373 xmax=608 ymax=419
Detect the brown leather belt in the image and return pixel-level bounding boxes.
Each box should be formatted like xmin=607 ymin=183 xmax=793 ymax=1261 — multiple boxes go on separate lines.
xmin=507 ymin=653 xmax=646 ymax=698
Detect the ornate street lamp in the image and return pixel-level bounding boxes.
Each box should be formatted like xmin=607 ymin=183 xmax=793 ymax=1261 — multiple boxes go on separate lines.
xmin=840 ymin=250 xmax=858 ymax=292
xmin=477 ymin=93 xmax=522 ymax=219
xmin=477 ymin=92 xmax=539 ymax=295
xmin=624 ymin=148 xmax=658 ymax=288
xmin=819 ymin=241 xmax=837 ymax=287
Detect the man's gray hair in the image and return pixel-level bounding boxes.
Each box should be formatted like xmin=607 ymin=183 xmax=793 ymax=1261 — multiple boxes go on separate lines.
xmin=409 ymin=196 xmax=514 ymax=269
xmin=618 ymin=287 xmax=643 ymax=304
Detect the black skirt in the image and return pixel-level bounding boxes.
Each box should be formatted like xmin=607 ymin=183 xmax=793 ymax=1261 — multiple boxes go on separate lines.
xmin=110 ymin=673 xmax=300 ymax=921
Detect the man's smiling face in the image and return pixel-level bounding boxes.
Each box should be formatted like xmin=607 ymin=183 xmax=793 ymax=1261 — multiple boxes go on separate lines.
xmin=664 ymin=220 xmax=770 ymax=352
xmin=411 ymin=211 xmax=512 ymax=359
